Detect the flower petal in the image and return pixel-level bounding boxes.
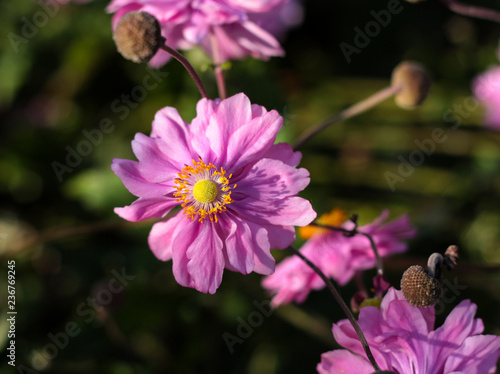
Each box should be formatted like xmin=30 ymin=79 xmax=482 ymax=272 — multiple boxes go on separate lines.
xmin=426 ymin=300 xmax=484 ymax=374
xmin=132 ymin=133 xmax=180 ymax=184
xmin=235 ymin=196 xmax=316 ymax=227
xmin=151 ymin=106 xmax=193 ymax=164
xmin=111 ymin=158 xmax=171 ymax=197
xmin=148 ymin=213 xmax=189 ymax=261
xmin=444 ymin=334 xmax=500 ymax=374
xmin=234 ymin=158 xmax=310 ymax=199
xmin=224 ymin=110 xmax=283 ymax=171
xmin=263 ymin=142 xmax=302 ymax=167
xmin=317 ymin=350 xmax=374 ymax=374
xmin=115 ymin=197 xmax=178 ymax=222
xmin=183 ymin=221 xmax=225 ymax=294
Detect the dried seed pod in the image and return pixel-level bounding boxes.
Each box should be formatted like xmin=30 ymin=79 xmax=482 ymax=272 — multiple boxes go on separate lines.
xmin=391 ymin=61 xmax=431 ymax=109
xmin=113 ymin=11 xmax=163 ymax=63
xmin=401 ymin=265 xmax=443 ymax=307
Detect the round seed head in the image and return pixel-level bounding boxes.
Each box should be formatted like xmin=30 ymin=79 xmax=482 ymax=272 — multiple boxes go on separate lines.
xmin=391 ymin=61 xmax=431 ymax=109
xmin=401 ymin=265 xmax=443 ymax=307
xmin=113 ymin=11 xmax=162 ymax=63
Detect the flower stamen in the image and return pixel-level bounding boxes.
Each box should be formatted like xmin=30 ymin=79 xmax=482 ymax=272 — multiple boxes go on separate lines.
xmin=173 ymin=158 xmax=235 ymax=223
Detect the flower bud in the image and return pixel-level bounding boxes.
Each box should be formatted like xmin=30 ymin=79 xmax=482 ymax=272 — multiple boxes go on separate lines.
xmin=400 ymin=265 xmax=443 ymax=307
xmin=113 ymin=11 xmax=163 ymax=63
xmin=391 ymin=61 xmax=431 ymax=109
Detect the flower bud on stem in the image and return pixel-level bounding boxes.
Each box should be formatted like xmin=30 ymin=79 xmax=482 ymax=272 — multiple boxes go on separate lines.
xmin=400 ymin=246 xmax=459 ymax=307
xmin=288 ymin=245 xmax=382 ymax=372
xmin=293 ymin=61 xmax=431 ymax=150
xmin=159 ymin=43 xmax=209 ymax=99
xmin=293 ymin=84 xmax=400 ymax=150
xmin=113 ymin=11 xmax=209 ymax=99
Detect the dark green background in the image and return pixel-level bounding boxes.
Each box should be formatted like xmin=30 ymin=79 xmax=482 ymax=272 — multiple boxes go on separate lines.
xmin=1 ymin=0 xmax=499 ymax=373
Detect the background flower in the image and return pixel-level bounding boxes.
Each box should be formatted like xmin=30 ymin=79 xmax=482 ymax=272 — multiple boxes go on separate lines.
xmin=318 ymin=288 xmax=500 ymax=374
xmin=112 ymin=93 xmax=316 ymax=293
xmin=262 ymin=210 xmax=416 ymax=306
xmin=107 ymin=0 xmax=302 ymax=67
xmin=473 ymin=64 xmax=500 ymax=129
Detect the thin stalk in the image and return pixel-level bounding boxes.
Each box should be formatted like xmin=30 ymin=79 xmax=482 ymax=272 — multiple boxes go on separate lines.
xmin=293 ymin=84 xmax=402 ymax=151
xmin=439 ymin=0 xmax=500 ymax=22
xmin=358 ymin=232 xmax=383 ymax=276
xmin=288 ymin=246 xmax=381 ymax=372
xmin=210 ymin=29 xmax=227 ymax=99
xmin=159 ymin=43 xmax=208 ymax=99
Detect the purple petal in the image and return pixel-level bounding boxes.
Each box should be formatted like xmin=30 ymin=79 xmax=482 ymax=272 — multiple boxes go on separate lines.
xmin=224 ymin=110 xmax=282 ymax=171
xmin=234 ymin=158 xmax=310 ymax=199
xmin=263 ymin=142 xmax=302 ymax=167
xmin=184 ymin=221 xmax=225 ymax=294
xmin=115 ymin=197 xmax=178 ymax=222
xmin=235 ymin=196 xmax=316 ymax=227
xmin=317 ymin=350 xmax=374 ymax=374
xmin=260 ymin=223 xmax=295 ymax=250
xmin=132 ymin=133 xmax=180 ymax=184
xmin=220 ymin=214 xmax=257 ymax=274
xmin=151 ymin=106 xmax=193 ymax=164
xmin=444 ymin=335 xmax=500 ymax=374
xmin=426 ymin=300 xmax=484 ymax=374
xmin=148 ymin=213 xmax=189 ymax=261
xmin=262 ymin=254 xmax=322 ymax=306
xmin=111 ymin=158 xmax=172 ymax=198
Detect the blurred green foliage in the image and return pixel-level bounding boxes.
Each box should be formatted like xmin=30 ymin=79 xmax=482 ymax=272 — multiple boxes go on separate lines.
xmin=1 ymin=0 xmax=500 ymax=373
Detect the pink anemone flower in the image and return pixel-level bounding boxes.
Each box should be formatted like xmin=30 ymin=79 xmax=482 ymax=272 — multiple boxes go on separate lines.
xmin=473 ymin=65 xmax=500 ymax=129
xmin=318 ymin=288 xmax=500 ymax=374
xmin=112 ymin=93 xmax=316 ymax=293
xmin=107 ymin=0 xmax=302 ymax=67
xmin=262 ymin=210 xmax=416 ymax=306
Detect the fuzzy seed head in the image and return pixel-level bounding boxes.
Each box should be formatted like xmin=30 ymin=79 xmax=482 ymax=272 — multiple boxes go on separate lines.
xmin=401 ymin=265 xmax=443 ymax=307
xmin=113 ymin=11 xmax=162 ymax=63
xmin=392 ymin=61 xmax=432 ymax=109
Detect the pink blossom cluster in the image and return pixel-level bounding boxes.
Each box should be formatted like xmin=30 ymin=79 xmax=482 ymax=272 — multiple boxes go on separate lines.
xmin=107 ymin=0 xmax=302 ymax=67
xmin=262 ymin=210 xmax=416 ymax=306
xmin=318 ymin=288 xmax=500 ymax=374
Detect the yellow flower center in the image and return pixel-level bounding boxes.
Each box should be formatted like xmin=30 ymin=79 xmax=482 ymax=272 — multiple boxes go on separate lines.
xmin=193 ymin=180 xmax=218 ymax=203
xmin=173 ymin=158 xmax=236 ymax=223
xmin=298 ymin=208 xmax=348 ymax=240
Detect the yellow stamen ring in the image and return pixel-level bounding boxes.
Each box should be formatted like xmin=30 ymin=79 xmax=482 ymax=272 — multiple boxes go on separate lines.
xmin=173 ymin=158 xmax=236 ymax=223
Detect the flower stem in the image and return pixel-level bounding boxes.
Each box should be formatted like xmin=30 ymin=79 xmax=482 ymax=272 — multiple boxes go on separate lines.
xmin=287 ymin=245 xmax=381 ymax=372
xmin=210 ymin=28 xmax=227 ymax=100
xmin=439 ymin=0 xmax=500 ymax=22
xmin=310 ymin=222 xmax=384 ymax=276
xmin=293 ymin=84 xmax=402 ymax=151
xmin=159 ymin=42 xmax=209 ymax=99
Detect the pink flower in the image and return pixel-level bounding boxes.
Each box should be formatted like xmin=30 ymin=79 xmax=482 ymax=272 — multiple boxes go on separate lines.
xmin=112 ymin=93 xmax=316 ymax=293
xmin=317 ymin=288 xmax=500 ymax=374
xmin=473 ymin=65 xmax=500 ymax=129
xmin=262 ymin=210 xmax=416 ymax=306
xmin=107 ymin=0 xmax=301 ymax=67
